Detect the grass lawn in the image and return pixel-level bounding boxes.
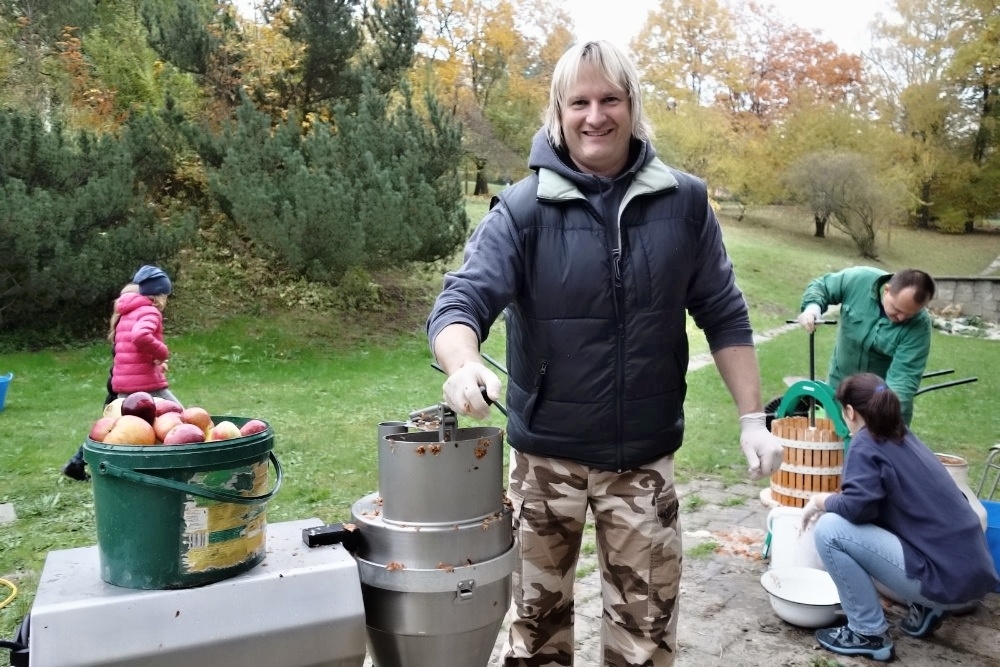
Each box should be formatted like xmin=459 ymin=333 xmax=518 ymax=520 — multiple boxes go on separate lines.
xmin=1 ymin=200 xmax=999 ymax=656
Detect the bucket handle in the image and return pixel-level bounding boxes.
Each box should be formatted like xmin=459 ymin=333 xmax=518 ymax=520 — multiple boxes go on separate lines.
xmin=95 ymin=451 xmax=283 ymax=504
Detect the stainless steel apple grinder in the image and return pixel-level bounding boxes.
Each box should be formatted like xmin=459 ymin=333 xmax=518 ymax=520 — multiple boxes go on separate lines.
xmin=349 ymin=402 xmax=514 ymax=667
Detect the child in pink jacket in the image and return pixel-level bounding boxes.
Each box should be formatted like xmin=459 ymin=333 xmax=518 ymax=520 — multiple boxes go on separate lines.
xmin=109 ymin=266 xmax=178 ymax=398
xmin=62 ymin=265 xmax=182 ymax=481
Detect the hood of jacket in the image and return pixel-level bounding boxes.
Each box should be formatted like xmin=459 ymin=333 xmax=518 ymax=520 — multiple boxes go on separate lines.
xmin=117 ymin=291 xmax=156 ymax=315
xmin=524 ymin=128 xmax=679 ymax=225
xmin=527 ymin=128 xmax=658 ymax=190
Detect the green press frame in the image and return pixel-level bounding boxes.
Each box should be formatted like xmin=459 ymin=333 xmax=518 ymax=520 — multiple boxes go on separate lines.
xmin=774 ymin=379 xmax=850 ymax=447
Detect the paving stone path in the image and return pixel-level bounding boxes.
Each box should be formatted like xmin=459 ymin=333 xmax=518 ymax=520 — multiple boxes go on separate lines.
xmin=480 ymin=478 xmax=1000 ymax=667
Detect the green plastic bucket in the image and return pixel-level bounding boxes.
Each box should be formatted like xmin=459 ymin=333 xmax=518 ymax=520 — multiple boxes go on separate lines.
xmin=83 ymin=416 xmax=282 ymax=590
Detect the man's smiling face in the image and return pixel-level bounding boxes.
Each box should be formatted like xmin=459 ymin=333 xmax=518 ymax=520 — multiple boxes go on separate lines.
xmin=560 ymin=65 xmax=632 ymax=178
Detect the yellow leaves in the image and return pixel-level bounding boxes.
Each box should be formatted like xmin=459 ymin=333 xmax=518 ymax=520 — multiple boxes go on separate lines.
xmin=633 ymin=0 xmax=866 ymax=127
xmin=416 ymin=0 xmax=565 ymax=109
xmin=301 ymin=109 xmax=332 ymax=132
xmin=232 ymin=13 xmax=306 ymax=118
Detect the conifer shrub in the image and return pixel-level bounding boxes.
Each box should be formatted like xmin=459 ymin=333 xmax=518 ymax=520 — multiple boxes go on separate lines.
xmin=0 ymin=110 xmax=193 ymax=348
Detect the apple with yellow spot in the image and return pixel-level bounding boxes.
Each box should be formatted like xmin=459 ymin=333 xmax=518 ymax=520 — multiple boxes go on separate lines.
xmin=206 ymin=420 xmax=242 ymax=441
xmin=103 ymin=397 xmax=125 ymax=419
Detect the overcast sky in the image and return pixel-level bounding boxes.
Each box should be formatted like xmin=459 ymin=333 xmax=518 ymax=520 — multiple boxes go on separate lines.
xmin=570 ymin=0 xmax=892 ymax=54
xmin=232 ymin=0 xmax=892 ymax=55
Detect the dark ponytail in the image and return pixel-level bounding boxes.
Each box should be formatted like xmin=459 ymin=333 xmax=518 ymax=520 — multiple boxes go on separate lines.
xmin=835 ymin=372 xmax=906 ymax=442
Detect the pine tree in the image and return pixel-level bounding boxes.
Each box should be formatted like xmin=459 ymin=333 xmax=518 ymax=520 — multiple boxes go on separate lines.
xmin=200 ymin=0 xmax=466 ymax=286
xmin=206 ymin=79 xmax=465 ymax=284
xmin=0 ymin=109 xmax=194 ymax=343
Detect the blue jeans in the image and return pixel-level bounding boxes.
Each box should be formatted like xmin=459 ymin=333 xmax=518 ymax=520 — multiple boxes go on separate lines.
xmin=813 ymin=513 xmax=950 ymax=635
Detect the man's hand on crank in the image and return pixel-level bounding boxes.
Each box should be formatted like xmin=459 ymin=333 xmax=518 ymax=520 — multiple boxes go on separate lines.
xmin=443 ymin=361 xmax=502 ymax=420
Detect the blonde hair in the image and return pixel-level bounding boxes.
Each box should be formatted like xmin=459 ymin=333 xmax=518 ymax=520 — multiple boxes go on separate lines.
xmin=543 ymin=40 xmax=653 ymax=150
xmin=107 ymin=283 xmax=167 ymax=341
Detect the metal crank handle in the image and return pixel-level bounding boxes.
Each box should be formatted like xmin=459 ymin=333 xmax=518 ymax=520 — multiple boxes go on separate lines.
xmin=481 ymin=352 xmax=508 ymax=376
xmin=481 ymin=386 xmax=507 ymax=417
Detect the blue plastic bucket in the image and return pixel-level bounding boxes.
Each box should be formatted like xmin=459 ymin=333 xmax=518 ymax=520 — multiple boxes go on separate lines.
xmin=0 ymin=372 xmax=12 ymax=411
xmin=985 ymin=500 xmax=1000 ymax=592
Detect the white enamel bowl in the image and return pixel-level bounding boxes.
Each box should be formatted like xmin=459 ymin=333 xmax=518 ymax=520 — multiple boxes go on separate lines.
xmin=760 ymin=566 xmax=842 ymax=628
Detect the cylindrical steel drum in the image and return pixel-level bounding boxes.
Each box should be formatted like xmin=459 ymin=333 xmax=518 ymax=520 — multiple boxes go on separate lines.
xmin=769 ymin=416 xmax=842 ymax=508
xmin=352 ymin=425 xmax=514 ymax=667
xmin=377 ymin=426 xmax=503 ymax=523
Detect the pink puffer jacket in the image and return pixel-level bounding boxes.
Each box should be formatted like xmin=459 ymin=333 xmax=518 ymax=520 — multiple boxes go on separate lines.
xmin=110 ymin=292 xmax=170 ymax=394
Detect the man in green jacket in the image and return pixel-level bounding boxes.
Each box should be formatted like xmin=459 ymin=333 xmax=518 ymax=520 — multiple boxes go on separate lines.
xmin=796 ymin=266 xmax=935 ymax=425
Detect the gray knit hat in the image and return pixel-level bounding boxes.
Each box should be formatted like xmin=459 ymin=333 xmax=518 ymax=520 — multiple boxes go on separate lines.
xmin=133 ymin=265 xmax=172 ymax=296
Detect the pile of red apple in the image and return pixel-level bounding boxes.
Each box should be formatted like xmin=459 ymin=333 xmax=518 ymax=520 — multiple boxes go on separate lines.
xmin=88 ymin=391 xmax=268 ymax=446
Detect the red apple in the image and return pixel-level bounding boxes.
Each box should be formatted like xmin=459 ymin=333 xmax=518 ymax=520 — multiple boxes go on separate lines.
xmin=153 ymin=397 xmax=184 ymax=416
xmin=153 ymin=412 xmax=184 ymax=442
xmin=104 ymin=397 xmax=125 ymax=419
xmin=206 ymin=420 xmax=241 ymax=441
xmin=181 ymin=406 xmax=214 ymax=435
xmin=238 ymin=419 xmax=268 ymax=437
xmin=121 ymin=391 xmax=156 ymax=425
xmin=102 ymin=415 xmax=156 ymax=445
xmin=89 ymin=416 xmax=118 ymax=442
xmin=163 ymin=423 xmax=207 ymax=445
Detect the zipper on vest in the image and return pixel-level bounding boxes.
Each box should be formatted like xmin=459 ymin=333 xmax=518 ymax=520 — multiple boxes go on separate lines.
xmin=615 ymin=317 xmax=626 ymax=472
xmin=609 ymin=219 xmax=626 ymax=471
xmin=535 ymin=360 xmax=547 ymax=388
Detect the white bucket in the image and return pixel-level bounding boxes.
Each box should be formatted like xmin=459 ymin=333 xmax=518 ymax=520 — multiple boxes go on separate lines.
xmin=766 ymin=506 xmax=825 ymax=571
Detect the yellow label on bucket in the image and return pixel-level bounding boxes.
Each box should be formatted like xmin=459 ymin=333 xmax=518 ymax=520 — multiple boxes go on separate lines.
xmin=179 ymin=459 xmax=269 ymax=573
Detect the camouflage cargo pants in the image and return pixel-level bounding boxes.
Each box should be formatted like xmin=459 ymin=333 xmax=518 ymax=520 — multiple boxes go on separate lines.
xmin=501 ymin=449 xmax=682 ymax=667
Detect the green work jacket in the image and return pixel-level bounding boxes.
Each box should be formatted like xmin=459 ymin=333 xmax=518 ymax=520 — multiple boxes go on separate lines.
xmin=800 ymin=266 xmax=931 ymax=424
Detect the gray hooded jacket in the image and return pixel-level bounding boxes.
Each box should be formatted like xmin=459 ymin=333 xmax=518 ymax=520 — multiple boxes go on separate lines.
xmin=428 ymin=129 xmax=753 ymax=471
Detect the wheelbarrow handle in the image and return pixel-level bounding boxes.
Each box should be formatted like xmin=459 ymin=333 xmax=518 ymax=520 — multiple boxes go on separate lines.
xmin=915 ymin=377 xmax=978 ymax=396
xmin=784 ymin=319 xmax=838 ymax=325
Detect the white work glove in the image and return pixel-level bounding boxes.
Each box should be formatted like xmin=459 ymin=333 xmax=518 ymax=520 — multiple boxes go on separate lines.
xmin=442 ymin=361 xmax=503 ymax=420
xmin=796 ymin=303 xmax=823 ymax=333
xmin=799 ymin=493 xmax=830 ymax=533
xmin=739 ymin=412 xmax=784 ymax=481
